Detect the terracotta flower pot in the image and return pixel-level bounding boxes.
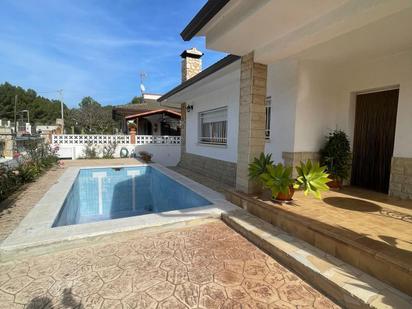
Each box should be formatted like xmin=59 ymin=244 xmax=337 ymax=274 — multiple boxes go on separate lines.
xmin=327 ymin=176 xmax=342 ymax=189
xmin=274 ymin=186 xmax=295 ymax=201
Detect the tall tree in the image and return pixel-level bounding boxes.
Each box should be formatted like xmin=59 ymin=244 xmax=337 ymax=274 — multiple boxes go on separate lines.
xmin=68 ymin=97 xmax=117 ymax=134
xmin=0 ymin=82 xmax=67 ymax=125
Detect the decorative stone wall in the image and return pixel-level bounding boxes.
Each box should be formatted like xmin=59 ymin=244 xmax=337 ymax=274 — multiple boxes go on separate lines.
xmin=282 ymin=151 xmax=320 ymax=177
xmin=178 ymin=152 xmax=236 ymax=186
xmin=236 ymin=52 xmax=267 ymax=194
xmin=181 ymin=57 xmax=202 ymax=82
xmin=389 ymin=157 xmax=412 ymax=199
xmin=0 ymin=127 xmax=14 ymax=158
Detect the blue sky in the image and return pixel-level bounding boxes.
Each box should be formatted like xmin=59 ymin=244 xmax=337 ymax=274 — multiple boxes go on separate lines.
xmin=0 ymin=0 xmax=225 ymax=107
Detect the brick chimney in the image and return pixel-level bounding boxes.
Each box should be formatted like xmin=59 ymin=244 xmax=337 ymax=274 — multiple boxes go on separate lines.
xmin=181 ymin=48 xmax=203 ymax=82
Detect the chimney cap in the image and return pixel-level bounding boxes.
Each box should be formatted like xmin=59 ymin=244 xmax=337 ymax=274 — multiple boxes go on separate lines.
xmin=180 ymin=47 xmax=203 ymax=59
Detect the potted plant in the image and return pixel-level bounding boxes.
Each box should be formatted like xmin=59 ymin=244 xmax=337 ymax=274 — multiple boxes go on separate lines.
xmin=320 ymin=130 xmax=351 ymax=189
xmin=294 ymin=160 xmax=330 ymax=199
xmin=260 ymin=163 xmax=294 ymax=201
xmin=128 ymin=122 xmax=137 ymax=134
xmin=248 ymin=153 xmax=274 ymax=189
xmin=248 ymin=153 xmax=330 ymax=201
xmin=138 ymin=151 xmax=152 ymax=163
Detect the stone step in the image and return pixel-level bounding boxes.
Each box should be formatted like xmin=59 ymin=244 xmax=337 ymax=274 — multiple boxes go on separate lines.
xmin=225 ymin=189 xmax=412 ymax=296
xmin=222 ymin=209 xmax=412 ymax=309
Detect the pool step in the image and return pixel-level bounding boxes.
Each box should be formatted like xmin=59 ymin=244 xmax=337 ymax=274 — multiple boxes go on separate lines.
xmin=222 ymin=209 xmax=412 ymax=309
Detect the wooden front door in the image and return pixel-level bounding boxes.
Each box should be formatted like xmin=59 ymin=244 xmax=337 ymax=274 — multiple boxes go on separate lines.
xmin=351 ymin=89 xmax=399 ymax=193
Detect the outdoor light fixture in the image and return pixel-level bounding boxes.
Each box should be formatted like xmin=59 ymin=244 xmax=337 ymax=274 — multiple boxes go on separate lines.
xmin=186 ymin=105 xmax=193 ymax=112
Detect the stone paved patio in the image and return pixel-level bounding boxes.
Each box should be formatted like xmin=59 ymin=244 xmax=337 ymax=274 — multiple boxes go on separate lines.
xmin=0 ymin=220 xmax=339 ymax=308
xmin=259 ymin=187 xmax=412 ymax=266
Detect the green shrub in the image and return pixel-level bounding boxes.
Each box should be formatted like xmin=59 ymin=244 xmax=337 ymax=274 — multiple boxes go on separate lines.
xmin=102 ymin=142 xmax=118 ymax=159
xmin=260 ymin=163 xmax=294 ymax=198
xmin=320 ymin=130 xmax=351 ymax=181
xmin=0 ymin=168 xmax=21 ymax=202
xmin=18 ymin=162 xmax=41 ymax=182
xmin=0 ymin=142 xmax=59 ymax=203
xmin=248 ymin=153 xmax=273 ymax=183
xmin=83 ymin=143 xmax=99 ymax=159
xmin=294 ymin=160 xmax=330 ymax=199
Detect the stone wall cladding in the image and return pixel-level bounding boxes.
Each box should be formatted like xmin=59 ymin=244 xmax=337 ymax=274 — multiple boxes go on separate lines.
xmin=178 ymin=152 xmax=236 ymax=186
xmin=181 ymin=57 xmax=202 ymax=82
xmin=389 ymin=157 xmax=412 ymax=199
xmin=282 ymin=152 xmax=320 ymax=177
xmin=0 ymin=127 xmax=14 ymax=157
xmin=236 ymin=52 xmax=267 ymax=193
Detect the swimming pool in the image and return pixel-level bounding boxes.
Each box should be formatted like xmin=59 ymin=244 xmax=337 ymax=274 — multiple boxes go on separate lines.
xmin=53 ymin=166 xmax=212 ymax=227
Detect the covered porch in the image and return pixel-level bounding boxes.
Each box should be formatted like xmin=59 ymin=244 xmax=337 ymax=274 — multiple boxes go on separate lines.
xmin=125 ymin=109 xmax=181 ymax=136
xmin=262 ymin=8 xmax=412 ymax=199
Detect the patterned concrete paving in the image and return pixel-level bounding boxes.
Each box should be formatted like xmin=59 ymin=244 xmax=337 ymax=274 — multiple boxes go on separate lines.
xmin=0 ymin=221 xmax=339 ymax=309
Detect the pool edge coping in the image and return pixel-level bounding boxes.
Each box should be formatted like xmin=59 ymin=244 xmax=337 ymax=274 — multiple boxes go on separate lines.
xmin=0 ymin=163 xmax=238 ymax=255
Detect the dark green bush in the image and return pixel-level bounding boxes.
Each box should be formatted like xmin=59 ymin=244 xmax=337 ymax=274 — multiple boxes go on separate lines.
xmin=17 ymin=162 xmax=41 ymax=182
xmin=0 ymin=142 xmax=59 ymax=203
xmin=320 ymin=130 xmax=351 ymax=181
xmin=0 ymin=168 xmax=21 ymax=202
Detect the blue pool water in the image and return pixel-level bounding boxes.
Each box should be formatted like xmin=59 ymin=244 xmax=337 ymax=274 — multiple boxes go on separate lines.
xmin=53 ymin=166 xmax=212 ymax=227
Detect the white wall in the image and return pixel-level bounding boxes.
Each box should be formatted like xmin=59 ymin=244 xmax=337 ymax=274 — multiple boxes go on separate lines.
xmin=334 ymin=49 xmax=412 ymax=157
xmin=293 ymin=60 xmax=340 ymax=152
xmin=265 ymin=59 xmax=299 ymax=163
xmin=184 ymin=67 xmax=240 ymax=163
xmin=57 ymin=144 xmax=181 ymax=166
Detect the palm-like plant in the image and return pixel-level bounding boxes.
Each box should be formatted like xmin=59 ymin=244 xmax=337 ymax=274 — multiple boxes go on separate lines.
xmin=294 ymin=160 xmax=330 ymax=199
xmin=260 ymin=163 xmax=294 ymax=198
xmin=248 ymin=153 xmax=273 ymax=181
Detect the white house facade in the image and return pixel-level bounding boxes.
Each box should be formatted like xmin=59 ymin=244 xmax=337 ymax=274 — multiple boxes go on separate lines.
xmin=160 ymin=0 xmax=412 ymax=199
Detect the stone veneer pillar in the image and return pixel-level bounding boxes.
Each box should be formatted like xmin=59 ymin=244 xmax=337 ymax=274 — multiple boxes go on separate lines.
xmin=236 ymin=52 xmax=267 ymax=194
xmin=0 ymin=127 xmax=15 ymax=158
xmin=180 ymin=103 xmax=186 ymax=154
xmin=389 ymin=157 xmax=412 ymax=199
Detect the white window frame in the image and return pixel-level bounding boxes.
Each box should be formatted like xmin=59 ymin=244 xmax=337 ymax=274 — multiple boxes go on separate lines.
xmin=198 ymin=107 xmax=228 ymax=145
xmin=265 ymin=96 xmax=271 ymax=140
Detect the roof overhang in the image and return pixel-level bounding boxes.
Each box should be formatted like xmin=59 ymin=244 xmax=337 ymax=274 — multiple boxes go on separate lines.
xmin=125 ymin=109 xmax=181 ymax=120
xmin=190 ymin=0 xmax=412 ymax=64
xmin=180 ymin=0 xmax=231 ymax=41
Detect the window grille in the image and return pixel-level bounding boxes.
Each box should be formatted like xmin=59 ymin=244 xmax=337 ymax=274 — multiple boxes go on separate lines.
xmin=198 ymin=107 xmax=227 ymax=145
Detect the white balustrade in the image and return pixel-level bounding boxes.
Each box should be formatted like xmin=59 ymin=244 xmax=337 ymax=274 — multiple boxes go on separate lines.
xmin=51 ymin=134 xmax=180 ymax=145
xmin=135 ymin=135 xmax=181 ymax=145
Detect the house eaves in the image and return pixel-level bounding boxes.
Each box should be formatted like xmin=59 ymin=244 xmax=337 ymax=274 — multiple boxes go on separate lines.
xmin=180 ymin=0 xmax=231 ymax=41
